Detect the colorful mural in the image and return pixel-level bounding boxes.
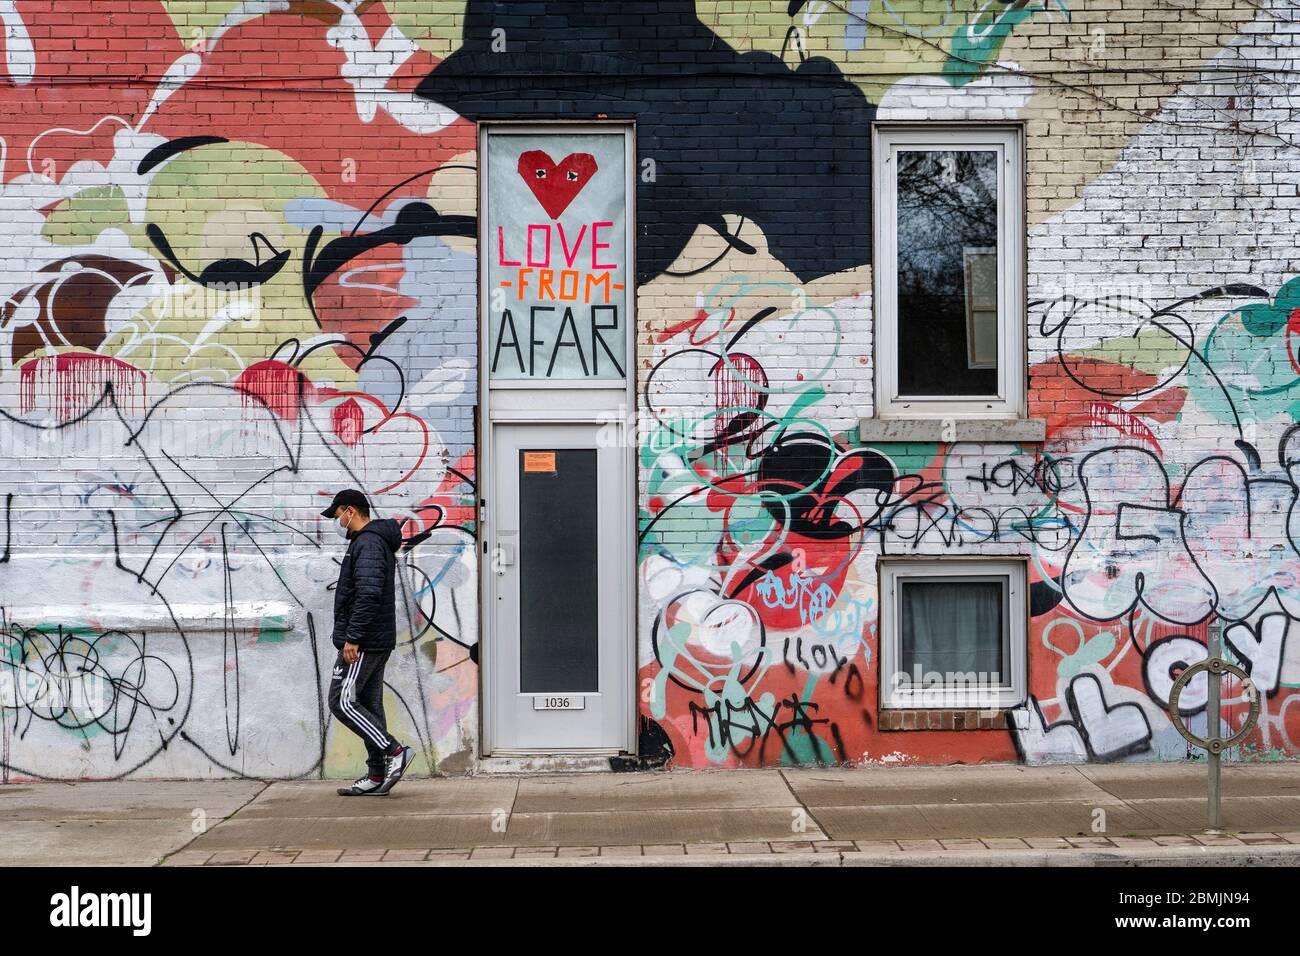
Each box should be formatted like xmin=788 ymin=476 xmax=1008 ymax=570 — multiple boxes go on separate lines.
xmin=1 ymin=0 xmax=1297 ymax=778
xmin=0 ymin=0 xmax=479 ymax=779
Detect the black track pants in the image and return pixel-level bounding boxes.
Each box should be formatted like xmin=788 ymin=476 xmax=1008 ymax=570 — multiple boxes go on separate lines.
xmin=328 ymin=649 xmax=396 ymax=778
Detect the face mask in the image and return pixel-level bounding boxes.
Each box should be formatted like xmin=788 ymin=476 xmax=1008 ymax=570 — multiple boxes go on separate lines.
xmin=333 ymin=511 xmax=351 ymax=540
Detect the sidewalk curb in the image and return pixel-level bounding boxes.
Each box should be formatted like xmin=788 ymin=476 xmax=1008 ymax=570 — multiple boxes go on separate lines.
xmin=199 ymin=843 xmax=1300 ymax=868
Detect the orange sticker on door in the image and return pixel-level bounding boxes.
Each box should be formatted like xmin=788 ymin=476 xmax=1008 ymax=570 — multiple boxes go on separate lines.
xmin=523 ymin=451 xmax=556 ymax=473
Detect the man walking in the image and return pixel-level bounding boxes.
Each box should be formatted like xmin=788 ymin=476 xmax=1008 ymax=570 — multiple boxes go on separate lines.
xmin=322 ymin=489 xmax=414 ymax=796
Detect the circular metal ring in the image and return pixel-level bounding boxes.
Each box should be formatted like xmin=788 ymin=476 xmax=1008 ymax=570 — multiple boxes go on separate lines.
xmin=1167 ymin=658 xmax=1260 ymax=751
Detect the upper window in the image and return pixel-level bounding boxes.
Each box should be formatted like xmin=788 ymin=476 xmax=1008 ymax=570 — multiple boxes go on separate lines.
xmin=874 ymin=126 xmax=1024 ymax=418
xmin=879 ymin=559 xmax=1027 ymax=710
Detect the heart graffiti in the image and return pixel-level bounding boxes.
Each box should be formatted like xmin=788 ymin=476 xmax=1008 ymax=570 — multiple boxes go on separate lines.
xmin=518 ymin=150 xmax=598 ymax=219
xmin=1067 ymin=673 xmax=1153 ymax=762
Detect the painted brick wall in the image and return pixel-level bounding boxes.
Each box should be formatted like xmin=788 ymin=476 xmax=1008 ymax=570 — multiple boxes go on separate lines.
xmin=0 ymin=0 xmax=482 ymax=780
xmin=0 ymin=0 xmax=1296 ymax=779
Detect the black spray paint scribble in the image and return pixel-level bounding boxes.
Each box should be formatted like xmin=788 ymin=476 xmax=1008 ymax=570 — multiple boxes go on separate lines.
xmin=0 ymin=360 xmax=469 ymax=778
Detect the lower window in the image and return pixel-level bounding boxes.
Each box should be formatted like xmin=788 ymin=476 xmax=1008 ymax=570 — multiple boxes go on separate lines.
xmin=880 ymin=559 xmax=1026 ymax=710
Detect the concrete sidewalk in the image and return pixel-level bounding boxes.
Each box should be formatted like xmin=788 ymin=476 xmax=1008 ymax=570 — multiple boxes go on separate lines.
xmin=3 ymin=762 xmax=1300 ymax=866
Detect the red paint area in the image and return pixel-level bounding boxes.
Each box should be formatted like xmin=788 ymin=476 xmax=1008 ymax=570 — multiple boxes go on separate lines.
xmin=517 ymin=150 xmax=598 ymax=219
xmin=146 ymin=10 xmax=474 ymax=210
xmin=235 ymin=360 xmax=318 ymax=421
xmin=0 ymin=1 xmax=181 ymax=184
xmin=309 ymin=249 xmax=419 ymax=370
xmin=330 ymin=397 xmax=365 ymax=446
xmin=19 ymin=352 xmax=145 ymax=421
xmin=1030 ymin=357 xmax=1173 ymax=432
xmin=639 ymin=654 xmax=1019 ymax=769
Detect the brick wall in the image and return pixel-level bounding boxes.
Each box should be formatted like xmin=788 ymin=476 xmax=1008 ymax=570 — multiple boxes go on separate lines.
xmin=0 ymin=0 xmax=1295 ymax=778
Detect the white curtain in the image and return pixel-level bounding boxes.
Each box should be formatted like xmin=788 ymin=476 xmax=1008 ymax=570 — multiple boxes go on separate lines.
xmin=900 ymin=580 xmax=1003 ymax=679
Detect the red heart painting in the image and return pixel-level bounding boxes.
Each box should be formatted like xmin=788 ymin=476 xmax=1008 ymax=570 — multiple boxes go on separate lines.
xmin=517 ymin=150 xmax=598 ymax=219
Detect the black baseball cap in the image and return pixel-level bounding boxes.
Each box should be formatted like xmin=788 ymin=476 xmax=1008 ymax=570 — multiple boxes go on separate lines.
xmin=321 ymin=489 xmax=370 ymax=518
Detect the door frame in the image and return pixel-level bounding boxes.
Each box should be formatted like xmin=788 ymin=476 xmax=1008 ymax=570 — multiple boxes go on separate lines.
xmin=476 ymin=120 xmax=638 ymax=757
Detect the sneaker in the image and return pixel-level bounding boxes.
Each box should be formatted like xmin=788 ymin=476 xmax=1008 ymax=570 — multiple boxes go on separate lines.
xmin=375 ymin=745 xmax=413 ymax=794
xmin=337 ymin=775 xmax=384 ymax=797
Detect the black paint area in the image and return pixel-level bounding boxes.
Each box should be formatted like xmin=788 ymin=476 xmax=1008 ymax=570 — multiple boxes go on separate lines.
xmin=417 ymin=0 xmax=875 ymax=283
xmin=609 ymin=715 xmax=676 ymax=771
xmin=519 ymin=448 xmax=599 ymax=692
xmin=756 ymin=436 xmax=895 ymax=538
xmin=1030 ymin=577 xmax=1065 ymax=617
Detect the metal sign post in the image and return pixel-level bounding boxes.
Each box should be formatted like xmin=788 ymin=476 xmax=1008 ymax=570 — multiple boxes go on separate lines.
xmin=1167 ymin=621 xmax=1260 ymax=832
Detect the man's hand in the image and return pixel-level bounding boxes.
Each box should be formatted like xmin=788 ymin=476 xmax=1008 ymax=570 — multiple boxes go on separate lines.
xmin=343 ymin=642 xmax=360 ymax=665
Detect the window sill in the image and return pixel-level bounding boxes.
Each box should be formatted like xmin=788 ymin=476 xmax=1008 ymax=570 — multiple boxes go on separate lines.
xmin=858 ymin=417 xmax=1046 ymax=443
xmin=879 ymin=709 xmax=1013 ymax=731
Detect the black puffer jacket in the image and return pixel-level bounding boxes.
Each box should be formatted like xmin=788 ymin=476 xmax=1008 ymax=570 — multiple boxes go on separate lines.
xmin=332 ymin=518 xmax=402 ymax=650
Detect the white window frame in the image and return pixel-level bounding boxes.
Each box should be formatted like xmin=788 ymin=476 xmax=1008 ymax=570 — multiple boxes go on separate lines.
xmin=879 ymin=559 xmax=1027 ymax=711
xmin=873 ymin=125 xmax=1025 ymax=419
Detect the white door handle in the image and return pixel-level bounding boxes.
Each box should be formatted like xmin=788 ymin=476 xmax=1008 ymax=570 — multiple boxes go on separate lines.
xmin=493 ymin=541 xmax=515 ymax=574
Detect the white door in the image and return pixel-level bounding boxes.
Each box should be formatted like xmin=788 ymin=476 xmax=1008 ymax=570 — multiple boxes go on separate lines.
xmin=479 ymin=122 xmax=636 ymax=756
xmin=485 ymin=422 xmax=632 ymax=753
